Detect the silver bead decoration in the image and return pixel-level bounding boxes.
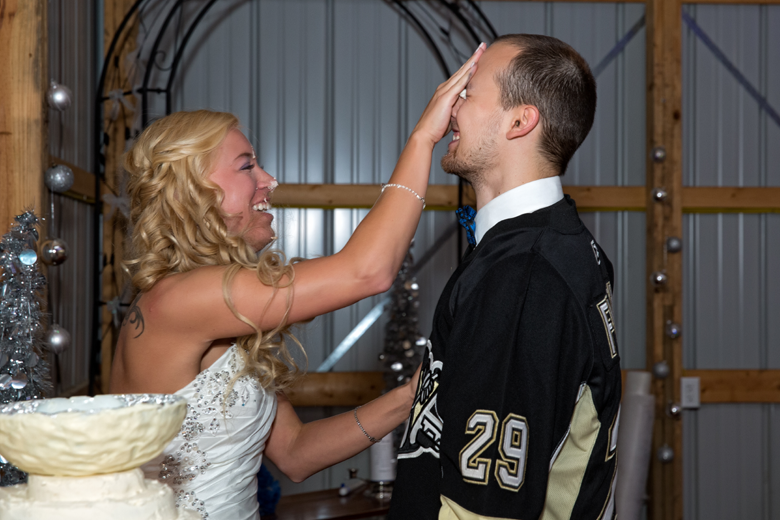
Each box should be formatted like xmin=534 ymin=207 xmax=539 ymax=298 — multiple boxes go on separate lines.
xmin=651 ymin=146 xmax=667 ymax=163
xmin=653 ymin=360 xmax=670 ymax=379
xmin=44 ymin=164 xmax=75 ymax=193
xmin=665 ymin=321 xmax=682 ymax=339
xmin=46 ymin=80 xmax=73 ymax=111
xmin=18 ymin=249 xmax=37 ymax=266
xmin=651 ymin=271 xmax=668 ymax=286
xmin=0 ymin=374 xmax=12 ymax=389
xmin=40 ymin=238 xmax=69 ymax=266
xmin=45 ymin=324 xmax=71 ymax=355
xmin=667 ymin=402 xmax=682 ymax=418
xmin=652 ymin=188 xmax=668 ymax=202
xmin=666 ymin=236 xmax=682 ymax=253
xmin=26 ymin=352 xmax=39 ymax=368
xmin=657 ymin=444 xmax=674 ymax=463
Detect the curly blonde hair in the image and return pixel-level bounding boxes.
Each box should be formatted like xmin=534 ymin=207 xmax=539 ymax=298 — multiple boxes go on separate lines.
xmin=123 ymin=110 xmax=303 ymax=392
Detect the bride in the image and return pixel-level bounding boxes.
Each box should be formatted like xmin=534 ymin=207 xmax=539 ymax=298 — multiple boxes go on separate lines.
xmin=109 ymin=46 xmax=484 ymax=519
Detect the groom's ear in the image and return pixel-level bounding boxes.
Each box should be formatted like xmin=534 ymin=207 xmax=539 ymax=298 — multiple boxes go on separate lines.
xmin=506 ymin=105 xmax=540 ymax=140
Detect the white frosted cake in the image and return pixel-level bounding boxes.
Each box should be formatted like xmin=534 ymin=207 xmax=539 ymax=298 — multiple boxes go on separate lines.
xmin=0 ymin=469 xmax=198 ymax=520
xmin=0 ymin=394 xmax=198 ymax=520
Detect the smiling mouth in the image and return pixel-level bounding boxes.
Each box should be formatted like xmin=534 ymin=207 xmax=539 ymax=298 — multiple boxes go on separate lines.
xmin=252 ymin=200 xmax=272 ymax=212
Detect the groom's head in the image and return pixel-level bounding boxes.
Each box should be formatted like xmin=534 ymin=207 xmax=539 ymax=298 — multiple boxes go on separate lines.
xmin=442 ymin=34 xmax=596 ymax=183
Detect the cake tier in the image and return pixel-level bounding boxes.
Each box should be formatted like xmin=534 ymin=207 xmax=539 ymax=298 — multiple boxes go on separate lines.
xmin=0 ymin=469 xmax=200 ymax=520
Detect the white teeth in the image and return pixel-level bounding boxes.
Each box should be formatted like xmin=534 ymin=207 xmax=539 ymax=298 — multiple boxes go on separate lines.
xmin=252 ymin=201 xmax=272 ymax=211
xmin=453 ymin=135 xmax=460 ymax=141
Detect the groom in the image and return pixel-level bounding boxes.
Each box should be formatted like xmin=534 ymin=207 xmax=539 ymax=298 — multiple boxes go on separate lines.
xmin=389 ymin=35 xmax=622 ymax=520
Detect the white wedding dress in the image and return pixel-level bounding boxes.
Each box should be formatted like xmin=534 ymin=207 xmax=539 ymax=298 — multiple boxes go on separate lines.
xmin=142 ymin=345 xmax=277 ymax=520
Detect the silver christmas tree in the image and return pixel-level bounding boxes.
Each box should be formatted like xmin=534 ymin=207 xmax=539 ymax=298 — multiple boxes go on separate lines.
xmin=0 ymin=211 xmax=51 ymax=486
xmin=380 ymin=250 xmax=427 ymax=390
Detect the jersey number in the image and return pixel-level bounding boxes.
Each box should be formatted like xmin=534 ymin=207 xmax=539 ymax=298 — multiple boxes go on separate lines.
xmin=459 ymin=410 xmax=529 ymax=491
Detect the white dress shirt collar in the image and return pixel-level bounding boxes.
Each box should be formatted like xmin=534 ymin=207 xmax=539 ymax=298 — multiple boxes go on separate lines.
xmin=473 ymin=176 xmax=564 ymax=245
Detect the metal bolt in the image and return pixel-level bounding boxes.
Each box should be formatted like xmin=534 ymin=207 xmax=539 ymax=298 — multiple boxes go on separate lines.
xmin=651 ymin=271 xmax=668 ymax=286
xmin=652 ymin=188 xmax=668 ymax=202
xmin=657 ymin=444 xmax=675 ymax=463
xmin=665 ymin=321 xmax=681 ymax=339
xmin=666 ymin=236 xmax=682 ymax=253
xmin=653 ymin=360 xmax=670 ymax=379
xmin=651 ymin=146 xmax=667 ymax=163
xmin=667 ymin=402 xmax=683 ymax=418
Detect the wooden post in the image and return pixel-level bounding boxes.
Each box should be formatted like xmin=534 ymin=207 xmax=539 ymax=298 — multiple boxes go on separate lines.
xmin=645 ymin=0 xmax=683 ymax=518
xmin=99 ymin=0 xmax=138 ymax=393
xmin=0 ymin=0 xmax=47 ymax=230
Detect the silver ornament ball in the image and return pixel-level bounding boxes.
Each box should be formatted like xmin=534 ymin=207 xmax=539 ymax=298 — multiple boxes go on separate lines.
xmin=665 ymin=321 xmax=682 ymax=339
xmin=390 ymin=362 xmax=403 ymax=372
xmin=651 ymin=271 xmax=668 ymax=286
xmin=651 ymin=146 xmax=667 ymax=163
xmin=47 ymin=80 xmax=73 ymax=111
xmin=40 ymin=238 xmax=69 ymax=266
xmin=657 ymin=444 xmax=675 ymax=463
xmin=666 ymin=236 xmax=683 ymax=253
xmin=18 ymin=249 xmax=38 ymax=266
xmin=45 ymin=164 xmax=75 ymax=193
xmin=652 ymin=188 xmax=668 ymax=202
xmin=45 ymin=324 xmax=71 ymax=355
xmin=667 ymin=402 xmax=683 ymax=418
xmin=653 ymin=360 xmax=670 ymax=379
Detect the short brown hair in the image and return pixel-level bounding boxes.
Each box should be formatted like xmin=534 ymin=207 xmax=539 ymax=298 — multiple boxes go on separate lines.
xmin=493 ymin=34 xmax=596 ymax=175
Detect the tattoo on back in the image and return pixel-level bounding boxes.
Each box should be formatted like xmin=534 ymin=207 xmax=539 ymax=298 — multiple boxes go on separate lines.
xmin=123 ymin=295 xmax=146 ymax=338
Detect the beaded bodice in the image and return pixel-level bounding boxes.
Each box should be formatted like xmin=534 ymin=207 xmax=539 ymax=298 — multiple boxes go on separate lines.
xmin=142 ymin=346 xmax=277 ymax=520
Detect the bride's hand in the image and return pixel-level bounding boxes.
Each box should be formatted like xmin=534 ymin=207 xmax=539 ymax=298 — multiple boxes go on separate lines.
xmin=410 ymin=43 xmax=486 ymax=147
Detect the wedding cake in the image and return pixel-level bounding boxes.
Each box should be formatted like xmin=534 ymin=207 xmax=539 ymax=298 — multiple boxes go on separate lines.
xmin=0 ymin=394 xmax=199 ymax=520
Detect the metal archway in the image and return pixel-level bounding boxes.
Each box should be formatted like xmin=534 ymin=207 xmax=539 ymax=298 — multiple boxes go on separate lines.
xmin=91 ymin=0 xmax=497 ymax=393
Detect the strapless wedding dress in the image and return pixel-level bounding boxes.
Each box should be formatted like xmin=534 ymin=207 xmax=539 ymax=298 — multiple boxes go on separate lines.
xmin=142 ymin=345 xmax=277 ymax=520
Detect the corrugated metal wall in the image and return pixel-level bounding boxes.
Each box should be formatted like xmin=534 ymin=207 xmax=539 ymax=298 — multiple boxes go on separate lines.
xmin=135 ymin=0 xmax=649 ymax=493
xmin=682 ymin=4 xmax=780 ymax=520
xmin=47 ymin=0 xmax=96 ymax=396
xmin=43 ymin=0 xmax=780 ymax=513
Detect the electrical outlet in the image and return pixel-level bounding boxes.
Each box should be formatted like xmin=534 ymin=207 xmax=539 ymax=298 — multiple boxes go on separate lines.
xmin=681 ymin=377 xmax=700 ymax=409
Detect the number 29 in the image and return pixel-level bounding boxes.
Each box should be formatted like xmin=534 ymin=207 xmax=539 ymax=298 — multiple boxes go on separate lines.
xmin=458 ymin=410 xmax=529 ymax=491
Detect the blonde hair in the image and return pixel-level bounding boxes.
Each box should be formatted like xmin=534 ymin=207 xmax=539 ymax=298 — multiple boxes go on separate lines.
xmin=123 ymin=110 xmax=303 ymax=392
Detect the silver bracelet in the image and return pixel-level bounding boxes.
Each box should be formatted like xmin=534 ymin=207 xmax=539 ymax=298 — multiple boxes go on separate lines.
xmin=353 ymin=406 xmax=379 ymax=443
xmin=381 ymin=183 xmax=426 ymax=210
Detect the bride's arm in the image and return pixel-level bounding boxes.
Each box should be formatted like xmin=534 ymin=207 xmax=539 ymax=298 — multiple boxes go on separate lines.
xmin=153 ymin=44 xmax=485 ymax=341
xmin=264 ymin=365 xmax=420 ymax=483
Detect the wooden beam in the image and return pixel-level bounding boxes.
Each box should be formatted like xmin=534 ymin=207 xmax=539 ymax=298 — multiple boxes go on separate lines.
xmin=49 ymin=155 xmax=96 ymax=204
xmin=274 ymin=185 xmax=780 ymax=213
xmin=685 ymin=0 xmax=780 ymax=3
xmin=272 ymin=184 xmax=647 ymax=211
xmin=685 ymin=370 xmax=780 ymax=403
xmin=0 ymin=0 xmax=47 ymax=230
xmin=285 ymin=372 xmax=385 ymax=407
xmin=100 ymin=0 xmax=138 ymax=394
xmin=646 ymin=0 xmax=684 ymax=518
xmin=682 ymin=187 xmax=780 ymax=213
xmin=286 ymin=369 xmax=780 ymax=408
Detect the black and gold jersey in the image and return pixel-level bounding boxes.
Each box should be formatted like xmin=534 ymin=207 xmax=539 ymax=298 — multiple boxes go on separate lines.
xmin=389 ymin=196 xmax=621 ymax=520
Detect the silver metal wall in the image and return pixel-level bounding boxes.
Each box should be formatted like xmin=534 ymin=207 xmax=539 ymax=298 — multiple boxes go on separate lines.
xmin=682 ymin=4 xmax=780 ymax=520
xmin=137 ymin=0 xmax=650 ymax=494
xmin=47 ymin=0 xmax=96 ymax=396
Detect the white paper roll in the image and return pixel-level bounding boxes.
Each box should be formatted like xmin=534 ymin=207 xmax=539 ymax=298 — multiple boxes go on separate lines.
xmin=616 ymin=371 xmax=655 ymax=520
xmin=369 ymin=433 xmax=396 ymax=482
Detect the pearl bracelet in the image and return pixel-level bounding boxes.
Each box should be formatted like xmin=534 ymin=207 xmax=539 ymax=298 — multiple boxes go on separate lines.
xmin=353 ymin=407 xmax=379 ymax=443
xmin=381 ymin=183 xmax=426 ymax=210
